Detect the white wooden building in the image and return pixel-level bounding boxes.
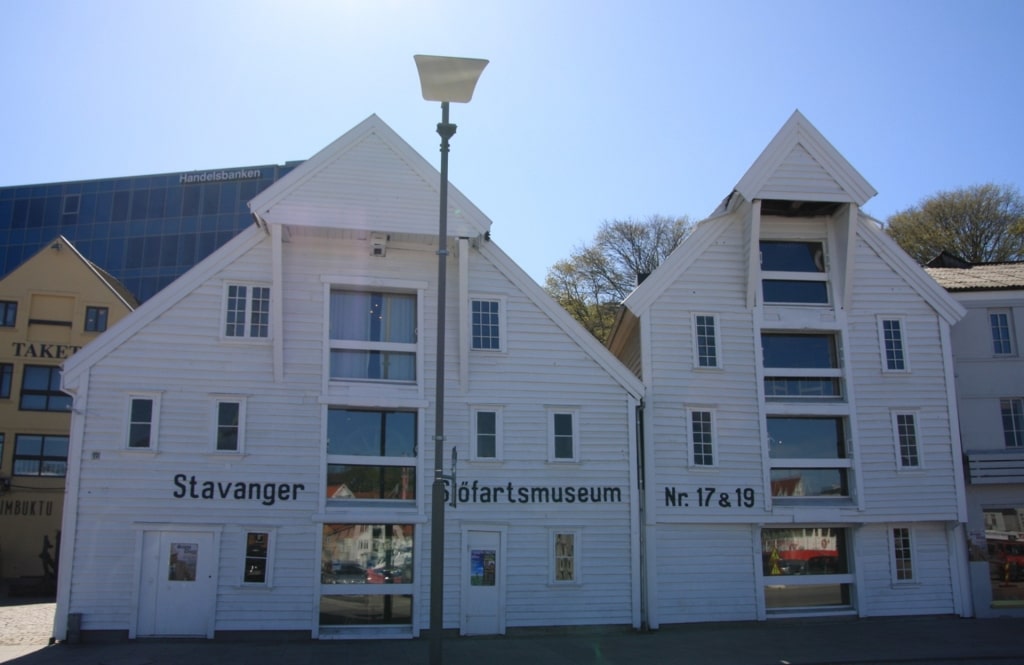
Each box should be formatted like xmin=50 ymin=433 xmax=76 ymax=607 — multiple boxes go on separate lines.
xmin=54 ymin=115 xmax=644 ymax=640
xmin=607 ymin=111 xmax=972 ymax=625
xmin=926 ymin=255 xmax=1024 ymax=617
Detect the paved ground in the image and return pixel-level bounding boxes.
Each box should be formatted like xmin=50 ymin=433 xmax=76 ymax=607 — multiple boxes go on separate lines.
xmin=2 ymin=594 xmax=1024 ymax=665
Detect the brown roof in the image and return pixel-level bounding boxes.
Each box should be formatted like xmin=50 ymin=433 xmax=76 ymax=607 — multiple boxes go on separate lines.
xmin=925 ymin=262 xmax=1024 ymax=292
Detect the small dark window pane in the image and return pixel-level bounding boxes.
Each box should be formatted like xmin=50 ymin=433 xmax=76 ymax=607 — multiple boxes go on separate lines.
xmin=767 ymin=417 xmax=846 ymax=459
xmin=476 ymin=411 xmax=497 ymax=458
xmin=326 ymin=464 xmax=416 ymax=500
xmin=763 ymin=280 xmax=829 ymax=304
xmin=762 ymin=334 xmax=838 ymax=369
xmin=85 ymin=306 xmax=108 ymax=332
xmin=554 ymin=413 xmax=574 ymax=459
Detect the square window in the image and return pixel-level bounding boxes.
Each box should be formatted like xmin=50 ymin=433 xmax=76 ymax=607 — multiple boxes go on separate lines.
xmin=760 ymin=240 xmax=829 ymax=305
xmin=85 ymin=306 xmax=109 ymax=332
xmin=13 ymin=434 xmax=68 ymax=477
xmin=19 ymin=365 xmax=71 ymax=412
xmin=471 ymin=299 xmax=502 ymax=350
xmin=329 ymin=290 xmax=416 ymax=381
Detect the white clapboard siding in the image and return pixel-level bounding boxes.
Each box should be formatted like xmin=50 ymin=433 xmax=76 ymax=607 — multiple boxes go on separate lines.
xmin=855 ymin=524 xmax=955 ymax=616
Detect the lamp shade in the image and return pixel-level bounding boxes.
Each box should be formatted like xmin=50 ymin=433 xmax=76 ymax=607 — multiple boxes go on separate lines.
xmin=414 ymin=55 xmax=489 ymax=103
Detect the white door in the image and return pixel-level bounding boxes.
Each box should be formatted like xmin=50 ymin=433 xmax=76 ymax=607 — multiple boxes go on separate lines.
xmin=137 ymin=530 xmax=217 ymax=637
xmin=462 ymin=530 xmax=503 ymax=635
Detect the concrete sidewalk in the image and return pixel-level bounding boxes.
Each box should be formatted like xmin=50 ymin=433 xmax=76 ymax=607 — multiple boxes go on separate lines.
xmin=2 ymin=615 xmax=1024 ymax=665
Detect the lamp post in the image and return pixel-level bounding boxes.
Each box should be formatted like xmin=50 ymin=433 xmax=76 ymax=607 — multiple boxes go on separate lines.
xmin=414 ymin=54 xmax=488 ymax=665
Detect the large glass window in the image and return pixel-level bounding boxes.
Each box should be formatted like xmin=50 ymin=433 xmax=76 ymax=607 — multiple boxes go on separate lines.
xmin=768 ymin=416 xmax=850 ymax=498
xmin=326 ymin=409 xmax=416 ymax=502
xmin=761 ymin=527 xmax=852 ymax=612
xmin=329 ymin=290 xmax=416 ymax=381
xmin=762 ymin=332 xmax=842 ymax=400
xmin=320 ymin=523 xmax=415 ymax=626
xmin=13 ymin=434 xmax=68 ymax=477
xmin=760 ymin=240 xmax=828 ymax=304
xmin=982 ymin=508 xmax=1024 ymax=605
xmin=19 ymin=365 xmax=71 ymax=412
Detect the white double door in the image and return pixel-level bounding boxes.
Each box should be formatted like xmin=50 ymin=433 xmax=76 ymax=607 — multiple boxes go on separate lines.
xmin=137 ymin=530 xmax=218 ymax=637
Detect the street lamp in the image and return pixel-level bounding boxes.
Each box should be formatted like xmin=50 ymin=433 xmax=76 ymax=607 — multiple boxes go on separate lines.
xmin=414 ymin=54 xmax=488 ymax=665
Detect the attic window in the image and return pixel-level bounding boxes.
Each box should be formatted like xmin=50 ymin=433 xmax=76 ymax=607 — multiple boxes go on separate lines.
xmin=761 ymin=200 xmax=842 ymax=218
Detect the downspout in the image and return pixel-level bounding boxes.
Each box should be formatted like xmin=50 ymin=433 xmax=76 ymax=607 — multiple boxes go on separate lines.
xmin=635 ymin=399 xmax=649 ymax=631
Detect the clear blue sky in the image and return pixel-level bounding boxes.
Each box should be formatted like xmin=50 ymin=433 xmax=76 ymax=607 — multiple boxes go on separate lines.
xmin=2 ymin=0 xmax=1021 ymax=284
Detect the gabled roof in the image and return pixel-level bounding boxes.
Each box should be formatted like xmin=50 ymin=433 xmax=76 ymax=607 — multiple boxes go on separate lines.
xmin=0 ymin=235 xmax=138 ymax=310
xmin=248 ymin=114 xmax=491 ymax=239
xmin=733 ymin=110 xmax=877 ymax=206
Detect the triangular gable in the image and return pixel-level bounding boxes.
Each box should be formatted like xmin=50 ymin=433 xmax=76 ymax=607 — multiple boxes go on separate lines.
xmin=61 ymin=226 xmax=266 ymax=389
xmin=734 ymin=110 xmax=877 ymax=206
xmin=0 ymin=236 xmax=138 ymax=310
xmin=248 ymin=114 xmax=491 ymax=239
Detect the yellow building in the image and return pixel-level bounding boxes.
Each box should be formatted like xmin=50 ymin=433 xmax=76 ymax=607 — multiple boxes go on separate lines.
xmin=0 ymin=236 xmax=135 ymax=588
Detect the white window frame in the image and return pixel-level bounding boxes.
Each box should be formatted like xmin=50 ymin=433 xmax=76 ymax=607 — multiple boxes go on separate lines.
xmin=892 ymin=411 xmax=922 ymax=469
xmin=240 ymin=527 xmax=276 ymax=587
xmin=213 ymin=395 xmax=247 ymax=453
xmin=878 ymin=317 xmax=910 ymax=373
xmin=470 ymin=405 xmax=503 ymax=461
xmin=759 ymin=238 xmax=830 ymax=306
xmin=990 ymin=309 xmax=1016 ymax=357
xmin=693 ymin=313 xmax=721 ymax=369
xmin=222 ymin=282 xmax=271 ymax=341
xmin=125 ymin=393 xmax=161 ymax=450
xmin=324 ymin=407 xmax=419 ymax=506
xmin=550 ymin=528 xmax=581 ymax=585
xmin=688 ymin=407 xmax=717 ymax=468
xmin=761 ymin=330 xmax=844 ymax=401
xmin=889 ymin=526 xmax=916 ymax=584
xmin=326 ymin=284 xmax=421 ymax=384
xmin=1001 ymin=398 xmax=1024 ymax=448
xmin=470 ymin=296 xmax=505 ymax=352
xmin=548 ymin=408 xmax=579 ymax=463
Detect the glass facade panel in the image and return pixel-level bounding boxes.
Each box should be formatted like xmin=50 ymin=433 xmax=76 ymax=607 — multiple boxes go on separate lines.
xmin=763 ymin=280 xmax=829 ymax=304
xmin=762 ymin=527 xmax=848 ymax=577
xmin=770 ymin=468 xmax=849 ymax=497
xmin=321 ymin=524 xmax=414 ymax=586
xmin=326 ymin=465 xmax=416 ymax=501
xmin=326 ymin=409 xmax=415 ymax=457
xmin=767 ymin=417 xmax=845 ymax=459
xmin=761 ymin=241 xmax=825 ymax=272
xmin=762 ymin=333 xmax=838 ymax=368
xmin=983 ymin=508 xmax=1024 ymax=605
xmin=319 ymin=595 xmax=412 ymax=626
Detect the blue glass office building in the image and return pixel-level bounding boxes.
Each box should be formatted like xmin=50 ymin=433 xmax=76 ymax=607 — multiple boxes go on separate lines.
xmin=0 ymin=163 xmax=299 ymax=302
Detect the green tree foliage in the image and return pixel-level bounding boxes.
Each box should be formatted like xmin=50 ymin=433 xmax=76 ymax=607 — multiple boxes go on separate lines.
xmin=885 ymin=183 xmax=1024 ymax=264
xmin=545 ymin=215 xmax=691 ymax=343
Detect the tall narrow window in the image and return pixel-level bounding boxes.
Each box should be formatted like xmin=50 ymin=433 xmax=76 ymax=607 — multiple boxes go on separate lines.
xmin=695 ymin=315 xmax=719 ymax=368
xmin=894 ymin=413 xmax=920 ymax=468
xmin=990 ymin=310 xmax=1015 ymax=356
xmin=472 ymin=408 xmax=501 ymax=460
xmin=20 ymin=365 xmax=71 ymax=412
xmin=690 ymin=409 xmax=715 ymax=466
xmin=224 ymin=284 xmax=270 ymax=339
xmin=550 ymin=411 xmax=577 ymax=461
xmin=1002 ymin=398 xmax=1024 ymax=448
xmin=128 ymin=396 xmax=157 ymax=449
xmin=471 ymin=299 xmax=502 ymax=350
xmin=216 ymin=399 xmax=243 ymax=452
xmin=553 ymin=531 xmax=578 ymax=584
xmin=0 ymin=301 xmax=17 ymax=327
xmin=892 ymin=527 xmax=914 ymax=582
xmin=329 ymin=290 xmax=416 ymax=381
xmin=0 ymin=363 xmax=12 ymax=399
xmin=85 ymin=306 xmax=109 ymax=332
xmin=244 ymin=532 xmax=270 ymax=584
xmin=880 ymin=319 xmax=907 ymax=371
